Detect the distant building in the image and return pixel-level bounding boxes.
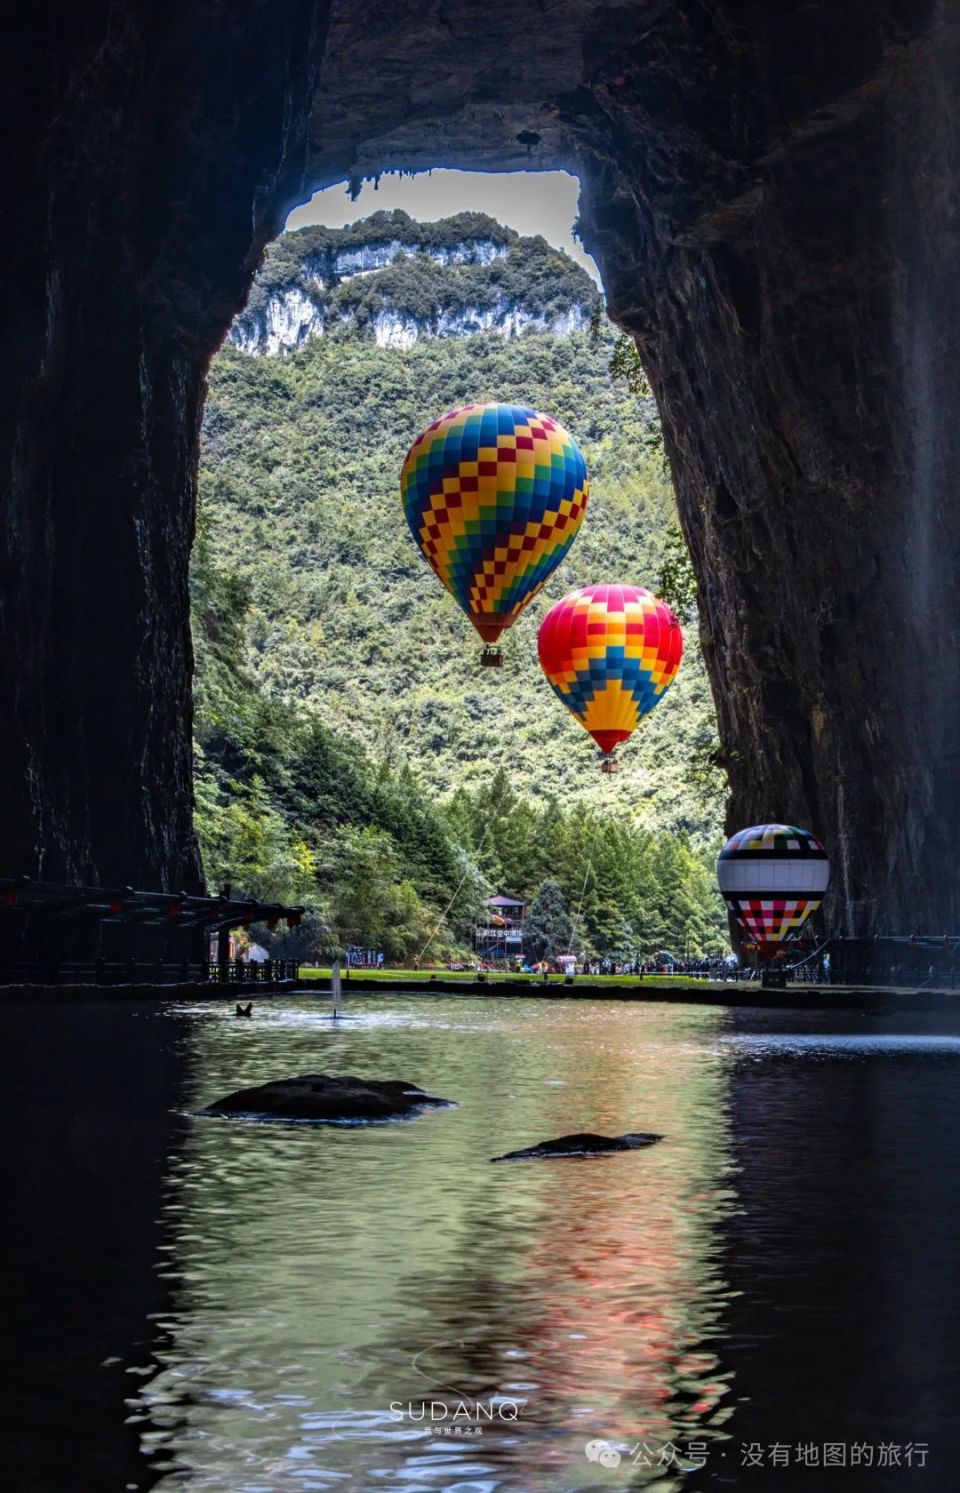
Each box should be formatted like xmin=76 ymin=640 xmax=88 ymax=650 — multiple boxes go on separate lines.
xmin=475 ymin=894 xmax=526 ymax=962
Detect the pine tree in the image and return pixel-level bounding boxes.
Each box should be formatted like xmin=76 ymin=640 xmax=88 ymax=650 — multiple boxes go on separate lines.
xmin=525 ymin=880 xmax=575 ymax=962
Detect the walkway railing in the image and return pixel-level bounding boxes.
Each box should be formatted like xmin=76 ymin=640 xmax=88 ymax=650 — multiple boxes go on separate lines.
xmin=0 ymin=958 xmax=301 ymax=987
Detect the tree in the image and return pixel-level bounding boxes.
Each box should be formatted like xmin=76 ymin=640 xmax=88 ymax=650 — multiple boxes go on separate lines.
xmin=327 ymin=825 xmax=425 ymax=960
xmin=657 ymin=525 xmax=699 ymax=623
xmin=202 ymin=774 xmax=319 ymax=906
xmin=525 ymin=880 xmax=574 ymax=962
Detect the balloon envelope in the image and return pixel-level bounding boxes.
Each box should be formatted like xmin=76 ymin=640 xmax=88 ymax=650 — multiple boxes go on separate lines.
xmin=401 ymin=402 xmax=588 ymax=645
xmin=537 ymin=584 xmax=683 ymax=754
xmin=717 ymin=823 xmax=830 ymax=955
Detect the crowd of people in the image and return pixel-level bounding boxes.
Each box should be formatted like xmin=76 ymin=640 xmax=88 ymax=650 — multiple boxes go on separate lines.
xmin=577 ymin=954 xmax=736 ymax=978
xmin=450 ymin=953 xmax=738 ymax=979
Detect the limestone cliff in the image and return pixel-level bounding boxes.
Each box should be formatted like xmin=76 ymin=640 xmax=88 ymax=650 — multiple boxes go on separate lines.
xmin=229 ymin=211 xmax=596 ymax=353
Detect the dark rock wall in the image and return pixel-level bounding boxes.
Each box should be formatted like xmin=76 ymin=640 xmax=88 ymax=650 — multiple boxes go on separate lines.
xmin=3 ymin=0 xmax=957 ymax=929
xmin=573 ymin=0 xmax=959 ymax=933
xmin=1 ymin=0 xmax=329 ymax=889
xmin=0 ymin=1000 xmax=188 ymax=1489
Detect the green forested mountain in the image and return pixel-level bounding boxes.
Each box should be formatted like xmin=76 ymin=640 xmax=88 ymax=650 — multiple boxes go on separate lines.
xmin=193 ymin=212 xmax=727 ymax=960
xmin=230 ymin=209 xmax=593 ymax=352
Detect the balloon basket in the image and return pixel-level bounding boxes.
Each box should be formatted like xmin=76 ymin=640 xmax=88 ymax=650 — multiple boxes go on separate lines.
xmin=480 ymin=646 xmax=504 ymax=668
xmin=760 ymin=966 xmax=788 ymax=990
xmin=599 ymin=754 xmax=620 ymax=774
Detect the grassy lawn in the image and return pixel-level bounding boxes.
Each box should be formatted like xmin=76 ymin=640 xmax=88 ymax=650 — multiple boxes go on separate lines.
xmin=298 ymin=966 xmax=735 ymax=992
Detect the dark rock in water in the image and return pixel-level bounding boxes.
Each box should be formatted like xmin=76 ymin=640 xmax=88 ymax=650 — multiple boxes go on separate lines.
xmin=202 ymin=1074 xmax=453 ymax=1123
xmin=490 ymin=1131 xmax=663 ymax=1162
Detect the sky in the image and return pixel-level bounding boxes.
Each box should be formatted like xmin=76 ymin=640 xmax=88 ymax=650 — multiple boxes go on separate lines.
xmin=284 ymin=169 xmax=602 ymax=285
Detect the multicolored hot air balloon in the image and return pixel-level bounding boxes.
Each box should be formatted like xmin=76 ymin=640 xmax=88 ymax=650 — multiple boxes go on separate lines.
xmin=717 ymin=823 xmax=830 ymax=958
xmin=537 ymin=584 xmax=683 ymax=771
xmin=401 ymin=402 xmax=588 ymax=665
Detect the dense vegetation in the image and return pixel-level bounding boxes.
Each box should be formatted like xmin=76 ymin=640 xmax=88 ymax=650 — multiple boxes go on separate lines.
xmin=193 ymin=213 xmax=728 ymax=961
xmin=333 ymin=240 xmax=590 ymax=333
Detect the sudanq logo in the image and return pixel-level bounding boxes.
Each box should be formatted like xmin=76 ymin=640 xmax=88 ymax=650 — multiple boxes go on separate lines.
xmin=388 ymin=1399 xmax=523 ymax=1423
xmin=387 ymin=1337 xmax=525 ymax=1425
xmin=585 ymin=1438 xmax=622 ymax=1468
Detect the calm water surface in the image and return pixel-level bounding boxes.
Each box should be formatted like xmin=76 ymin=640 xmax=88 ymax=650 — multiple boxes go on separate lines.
xmin=3 ymin=995 xmax=960 ymax=1491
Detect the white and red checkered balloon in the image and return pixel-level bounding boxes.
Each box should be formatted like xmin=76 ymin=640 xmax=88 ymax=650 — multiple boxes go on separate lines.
xmin=717 ymin=823 xmax=830 ymax=956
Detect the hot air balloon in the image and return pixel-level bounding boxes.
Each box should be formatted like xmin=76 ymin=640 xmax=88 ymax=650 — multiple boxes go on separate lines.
xmin=717 ymin=824 xmax=830 ymax=959
xmin=401 ymin=402 xmax=588 ymax=666
xmin=537 ymin=584 xmax=683 ymax=771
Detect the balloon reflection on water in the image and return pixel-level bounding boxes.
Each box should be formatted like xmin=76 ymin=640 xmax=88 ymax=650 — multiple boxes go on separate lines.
xmin=133 ymin=998 xmax=737 ymax=1491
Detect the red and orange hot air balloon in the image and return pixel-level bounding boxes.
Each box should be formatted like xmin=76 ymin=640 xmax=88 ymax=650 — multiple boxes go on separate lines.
xmin=400 ymin=402 xmax=589 ymax=666
xmin=537 ymin=584 xmax=683 ymax=771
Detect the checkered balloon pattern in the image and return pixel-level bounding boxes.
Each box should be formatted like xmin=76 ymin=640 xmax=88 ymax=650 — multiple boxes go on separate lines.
xmin=537 ymin=585 xmax=683 ymax=754
xmin=717 ymin=823 xmax=831 ymax=952
xmin=719 ymin=825 xmax=827 ymax=860
xmin=724 ymin=897 xmax=823 ymax=949
xmin=401 ymin=403 xmax=588 ymax=643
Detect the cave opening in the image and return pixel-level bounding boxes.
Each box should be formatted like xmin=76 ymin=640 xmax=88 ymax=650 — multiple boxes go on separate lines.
xmin=194 ymin=165 xmax=728 ymax=965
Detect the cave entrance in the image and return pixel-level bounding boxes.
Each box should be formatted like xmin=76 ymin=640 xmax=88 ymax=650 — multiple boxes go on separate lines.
xmin=192 ymin=166 xmax=724 ymax=959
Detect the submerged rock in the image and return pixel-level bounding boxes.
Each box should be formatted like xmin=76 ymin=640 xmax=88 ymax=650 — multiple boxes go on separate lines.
xmin=202 ymin=1074 xmax=453 ymax=1123
xmin=490 ymin=1131 xmax=663 ymax=1162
